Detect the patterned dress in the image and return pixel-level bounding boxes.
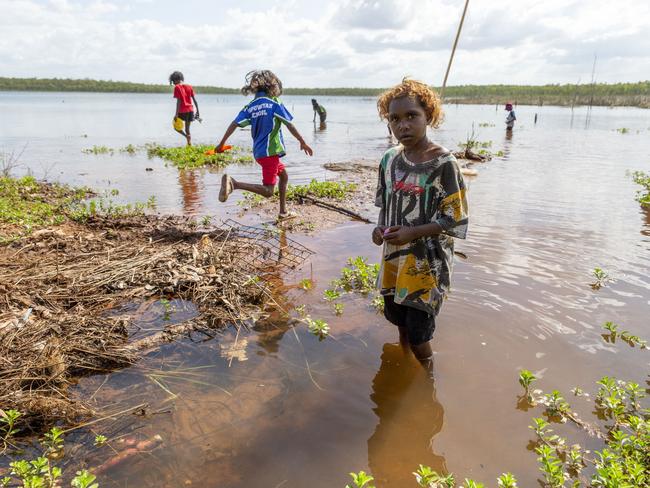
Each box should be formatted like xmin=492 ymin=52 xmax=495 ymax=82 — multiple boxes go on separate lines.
xmin=375 ymin=146 xmax=469 ymax=316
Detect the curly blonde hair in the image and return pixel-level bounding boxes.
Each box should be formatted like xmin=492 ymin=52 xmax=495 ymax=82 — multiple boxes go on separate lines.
xmin=377 ymin=78 xmax=443 ymax=128
xmin=241 ymin=70 xmax=283 ymax=98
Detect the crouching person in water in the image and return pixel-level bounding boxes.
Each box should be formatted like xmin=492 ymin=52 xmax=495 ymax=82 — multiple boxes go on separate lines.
xmin=372 ymin=78 xmax=468 ymax=364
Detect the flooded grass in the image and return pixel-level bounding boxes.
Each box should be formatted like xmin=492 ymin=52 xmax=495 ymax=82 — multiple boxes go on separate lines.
xmin=145 ymin=143 xmax=253 ymax=169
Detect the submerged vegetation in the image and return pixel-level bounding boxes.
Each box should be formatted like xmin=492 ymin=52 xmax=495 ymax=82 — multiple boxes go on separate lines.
xmin=323 ymin=257 xmax=383 ymax=315
xmin=146 ymin=143 xmax=253 ymax=169
xmin=2 ymin=77 xmax=649 ymax=107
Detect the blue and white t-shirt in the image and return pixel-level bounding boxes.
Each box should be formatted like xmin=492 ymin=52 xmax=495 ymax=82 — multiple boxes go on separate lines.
xmin=235 ymin=91 xmax=294 ymax=159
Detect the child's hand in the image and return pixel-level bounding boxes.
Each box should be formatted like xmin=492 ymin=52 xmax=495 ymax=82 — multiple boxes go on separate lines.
xmin=382 ymin=226 xmax=419 ymax=245
xmin=300 ymin=142 xmax=313 ymax=156
xmin=372 ymin=226 xmax=387 ymax=245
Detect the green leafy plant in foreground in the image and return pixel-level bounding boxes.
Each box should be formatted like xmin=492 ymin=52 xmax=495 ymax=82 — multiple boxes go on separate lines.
xmin=146 ymin=143 xmax=253 ymax=169
xmin=326 ymin=257 xmax=382 ymax=315
xmin=67 ymin=194 xmax=156 ymax=223
xmin=602 ymin=321 xmax=647 ymax=348
xmin=304 ymin=316 xmax=330 ymax=339
xmin=345 ymin=471 xmax=375 ymax=488
xmin=1 ymin=421 xmax=100 ymax=487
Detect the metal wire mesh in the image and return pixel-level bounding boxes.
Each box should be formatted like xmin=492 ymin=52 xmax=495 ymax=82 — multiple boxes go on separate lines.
xmin=221 ymin=219 xmax=314 ymax=274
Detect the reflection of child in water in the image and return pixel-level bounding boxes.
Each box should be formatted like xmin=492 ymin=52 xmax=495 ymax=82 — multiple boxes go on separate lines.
xmin=373 ymin=79 xmax=469 ymax=364
xmin=169 ymin=71 xmax=200 ymax=146
xmin=505 ymin=102 xmax=516 ymax=131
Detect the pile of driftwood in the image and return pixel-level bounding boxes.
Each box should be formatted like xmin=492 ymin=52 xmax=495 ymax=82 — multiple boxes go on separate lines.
xmin=0 ymin=216 xmax=308 ymax=426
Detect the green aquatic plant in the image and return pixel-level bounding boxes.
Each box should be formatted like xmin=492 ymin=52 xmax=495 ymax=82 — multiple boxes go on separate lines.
xmin=201 ymin=215 xmax=211 ymax=227
xmin=630 ymin=170 xmax=650 ymax=206
xmin=300 ymin=278 xmax=313 ymax=290
xmin=414 ymin=464 xmax=455 ymax=487
xmin=82 ymin=145 xmax=114 ymax=155
xmin=323 ymin=288 xmax=341 ymax=301
xmin=602 ymin=321 xmax=647 ymax=349
xmin=93 ymin=434 xmax=107 ymax=447
xmin=345 ymin=471 xmax=375 ymax=488
xmin=2 ymin=417 xmax=100 ymax=488
xmin=333 ymin=302 xmax=344 ymax=316
xmin=146 ymin=143 xmax=253 ymax=169
xmin=615 ymin=127 xmax=629 ymax=134
xmin=160 ymin=298 xmax=173 ymax=321
xmin=240 ymin=180 xmax=357 ymax=209
xmin=478 ymin=122 xmax=495 ymax=128
xmin=590 ymin=267 xmax=609 ymax=289
xmin=518 ymin=369 xmax=537 ymax=403
xmin=120 ymin=144 xmax=138 ymax=154
xmin=305 ymin=316 xmax=330 ymax=339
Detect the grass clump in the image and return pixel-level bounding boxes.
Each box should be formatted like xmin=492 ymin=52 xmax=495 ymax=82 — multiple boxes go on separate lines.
xmin=241 ymin=179 xmax=357 ymax=208
xmin=68 ymin=195 xmax=156 ymax=223
xmin=0 ymin=176 xmax=91 ymax=240
xmin=630 ymin=170 xmax=650 ymax=207
xmin=146 ymin=143 xmax=253 ymax=169
xmin=82 ymin=145 xmax=113 ymax=155
xmin=285 ymin=179 xmax=357 ymax=201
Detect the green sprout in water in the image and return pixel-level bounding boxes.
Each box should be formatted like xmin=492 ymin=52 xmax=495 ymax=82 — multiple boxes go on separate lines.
xmin=590 ymin=267 xmax=609 ymax=289
xmin=333 ymin=303 xmax=344 ymax=316
xmin=305 ymin=316 xmax=330 ymax=339
xmin=300 ymin=278 xmax=313 ymax=290
xmin=323 ymin=288 xmax=341 ymax=301
xmin=414 ymin=465 xmax=455 ymax=487
xmin=630 ymin=170 xmax=650 ymax=206
xmin=518 ymin=369 xmax=537 ymax=403
xmin=201 ymin=215 xmax=211 ymax=227
xmin=346 ymin=471 xmax=375 ymax=488
xmin=93 ymin=434 xmax=107 ymax=447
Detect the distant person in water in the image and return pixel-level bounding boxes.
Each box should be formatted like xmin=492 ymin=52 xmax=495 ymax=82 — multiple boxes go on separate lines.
xmin=373 ymin=78 xmax=468 ymax=365
xmin=214 ymin=70 xmax=313 ymax=220
xmin=311 ymin=98 xmax=327 ymax=124
xmin=505 ymin=102 xmax=516 ymax=131
xmin=169 ymin=71 xmax=200 ymax=146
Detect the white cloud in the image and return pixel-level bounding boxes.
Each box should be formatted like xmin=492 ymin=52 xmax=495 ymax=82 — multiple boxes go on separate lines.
xmin=1 ymin=0 xmax=648 ymax=87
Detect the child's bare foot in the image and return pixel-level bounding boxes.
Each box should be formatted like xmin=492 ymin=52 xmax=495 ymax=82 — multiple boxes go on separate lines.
xmin=219 ymin=174 xmax=234 ymax=202
xmin=277 ymin=210 xmax=297 ymax=221
xmin=186 ymin=135 xmax=192 ymax=146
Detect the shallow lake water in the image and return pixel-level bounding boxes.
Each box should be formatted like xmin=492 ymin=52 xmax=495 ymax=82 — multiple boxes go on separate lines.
xmin=1 ymin=92 xmax=649 ymax=486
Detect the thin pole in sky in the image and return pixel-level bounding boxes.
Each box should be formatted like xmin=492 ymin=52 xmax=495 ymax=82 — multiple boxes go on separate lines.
xmin=440 ymin=0 xmax=470 ymax=99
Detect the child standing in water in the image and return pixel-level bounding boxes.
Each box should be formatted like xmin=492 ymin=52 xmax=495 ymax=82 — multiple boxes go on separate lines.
xmin=215 ymin=70 xmax=313 ymax=219
xmin=169 ymin=71 xmax=200 ymax=146
xmin=311 ymin=98 xmax=327 ymax=124
xmin=372 ymin=79 xmax=468 ymax=363
xmin=505 ymin=102 xmax=516 ymax=131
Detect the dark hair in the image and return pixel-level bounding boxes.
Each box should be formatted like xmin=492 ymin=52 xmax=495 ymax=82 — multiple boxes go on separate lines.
xmin=169 ymin=71 xmax=184 ymax=85
xmin=311 ymin=98 xmax=317 ymax=104
xmin=241 ymin=70 xmax=283 ymax=98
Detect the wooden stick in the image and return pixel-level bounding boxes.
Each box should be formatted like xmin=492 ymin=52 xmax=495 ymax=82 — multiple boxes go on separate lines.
xmin=440 ymin=0 xmax=470 ymax=99
xmin=298 ymin=195 xmax=372 ymax=223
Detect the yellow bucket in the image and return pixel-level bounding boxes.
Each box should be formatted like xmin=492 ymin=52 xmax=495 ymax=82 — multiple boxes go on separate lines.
xmin=173 ymin=117 xmax=184 ymax=131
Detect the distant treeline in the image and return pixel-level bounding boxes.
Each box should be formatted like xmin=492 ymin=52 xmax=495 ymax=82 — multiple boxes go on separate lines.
xmin=1 ymin=77 xmax=649 ymax=108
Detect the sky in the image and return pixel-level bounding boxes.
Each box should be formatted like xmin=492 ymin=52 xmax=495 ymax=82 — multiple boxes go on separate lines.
xmin=1 ymin=0 xmax=649 ymax=88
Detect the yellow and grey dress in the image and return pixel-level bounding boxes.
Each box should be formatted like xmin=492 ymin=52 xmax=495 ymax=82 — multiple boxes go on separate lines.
xmin=374 ymin=146 xmax=468 ymax=316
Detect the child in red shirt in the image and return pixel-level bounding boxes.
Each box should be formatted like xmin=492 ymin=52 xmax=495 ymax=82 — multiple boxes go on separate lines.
xmin=169 ymin=71 xmax=200 ymax=146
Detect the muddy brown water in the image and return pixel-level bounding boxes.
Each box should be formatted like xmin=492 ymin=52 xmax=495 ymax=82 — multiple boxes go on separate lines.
xmin=1 ymin=93 xmax=649 ymax=486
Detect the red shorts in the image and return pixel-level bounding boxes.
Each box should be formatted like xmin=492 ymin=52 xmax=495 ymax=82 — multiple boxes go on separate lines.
xmin=256 ymin=155 xmax=285 ymax=185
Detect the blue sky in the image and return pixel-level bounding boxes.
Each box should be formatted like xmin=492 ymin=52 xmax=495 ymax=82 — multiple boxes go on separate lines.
xmin=1 ymin=0 xmax=649 ymax=87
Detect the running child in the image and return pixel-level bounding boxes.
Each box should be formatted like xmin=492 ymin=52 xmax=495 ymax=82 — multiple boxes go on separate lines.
xmin=215 ymin=70 xmax=313 ymax=219
xmin=169 ymin=71 xmax=200 ymax=146
xmin=372 ymin=78 xmax=468 ymax=363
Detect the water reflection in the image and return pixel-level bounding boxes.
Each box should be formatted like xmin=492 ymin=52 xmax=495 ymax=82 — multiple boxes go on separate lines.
xmin=367 ymin=343 xmax=446 ymax=486
xmin=178 ymin=169 xmax=204 ymax=214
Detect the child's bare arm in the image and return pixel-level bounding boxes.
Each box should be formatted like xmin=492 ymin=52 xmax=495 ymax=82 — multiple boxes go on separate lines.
xmin=284 ymin=122 xmax=313 ymax=156
xmin=215 ymin=121 xmax=238 ymax=150
xmin=192 ymin=95 xmax=200 ymax=117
